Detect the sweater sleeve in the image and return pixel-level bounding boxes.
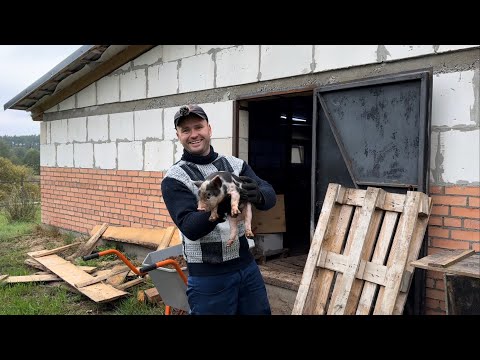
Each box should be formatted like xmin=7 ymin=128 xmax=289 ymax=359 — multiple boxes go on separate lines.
xmin=240 ymin=163 xmax=277 ymax=211
xmin=161 ymin=176 xmax=223 ymax=240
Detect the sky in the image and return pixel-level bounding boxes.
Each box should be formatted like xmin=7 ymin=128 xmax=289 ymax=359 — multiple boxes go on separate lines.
xmin=0 ymin=45 xmax=82 ymax=136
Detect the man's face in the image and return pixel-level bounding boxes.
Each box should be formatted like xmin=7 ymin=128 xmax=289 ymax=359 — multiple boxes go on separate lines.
xmin=176 ymin=116 xmax=212 ymax=156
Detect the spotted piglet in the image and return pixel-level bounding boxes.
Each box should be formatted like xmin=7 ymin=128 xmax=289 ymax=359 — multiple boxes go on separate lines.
xmin=194 ymin=171 xmax=254 ymax=246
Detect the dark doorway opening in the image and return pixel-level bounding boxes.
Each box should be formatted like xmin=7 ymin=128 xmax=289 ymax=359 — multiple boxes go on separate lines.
xmin=246 ymin=93 xmax=313 ymax=256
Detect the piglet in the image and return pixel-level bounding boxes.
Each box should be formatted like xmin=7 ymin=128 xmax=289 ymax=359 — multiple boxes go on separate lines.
xmin=194 ymin=171 xmax=254 ymax=246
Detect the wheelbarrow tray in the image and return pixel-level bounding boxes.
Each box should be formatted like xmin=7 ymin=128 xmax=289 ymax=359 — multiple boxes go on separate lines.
xmin=142 ymin=244 xmax=189 ymax=312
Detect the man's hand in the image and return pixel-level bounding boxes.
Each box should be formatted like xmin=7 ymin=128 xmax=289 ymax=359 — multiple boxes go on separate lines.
xmin=239 ymin=176 xmax=264 ymax=206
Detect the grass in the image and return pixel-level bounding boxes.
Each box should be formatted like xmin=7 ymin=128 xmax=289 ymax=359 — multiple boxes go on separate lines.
xmin=0 ymin=208 xmax=167 ymax=315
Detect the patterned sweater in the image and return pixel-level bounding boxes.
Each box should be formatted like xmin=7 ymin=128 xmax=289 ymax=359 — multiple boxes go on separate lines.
xmin=161 ymin=146 xmax=276 ymax=276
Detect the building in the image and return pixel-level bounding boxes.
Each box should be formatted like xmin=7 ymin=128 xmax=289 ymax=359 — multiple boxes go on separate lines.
xmin=4 ymin=45 xmax=479 ymax=314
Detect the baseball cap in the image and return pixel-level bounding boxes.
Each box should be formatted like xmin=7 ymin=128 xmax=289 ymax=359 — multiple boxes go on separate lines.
xmin=174 ymin=104 xmax=208 ymax=127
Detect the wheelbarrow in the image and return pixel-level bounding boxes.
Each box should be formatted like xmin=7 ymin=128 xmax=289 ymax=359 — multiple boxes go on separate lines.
xmin=82 ymin=244 xmax=189 ymax=315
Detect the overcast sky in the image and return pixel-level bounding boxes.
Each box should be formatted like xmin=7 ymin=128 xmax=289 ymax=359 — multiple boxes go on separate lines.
xmin=0 ymin=45 xmax=82 ymax=136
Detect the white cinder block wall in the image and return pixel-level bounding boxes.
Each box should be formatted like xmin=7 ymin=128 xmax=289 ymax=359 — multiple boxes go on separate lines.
xmin=41 ymin=45 xmax=479 ymax=185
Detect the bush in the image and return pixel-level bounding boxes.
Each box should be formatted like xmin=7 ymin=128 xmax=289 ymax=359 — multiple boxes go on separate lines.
xmin=0 ymin=157 xmax=40 ymax=222
xmin=3 ymin=185 xmax=38 ymax=222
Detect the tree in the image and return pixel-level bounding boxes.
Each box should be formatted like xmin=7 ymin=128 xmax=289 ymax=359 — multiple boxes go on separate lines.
xmin=0 ymin=139 xmax=11 ymax=159
xmin=23 ymin=148 xmax=40 ymax=174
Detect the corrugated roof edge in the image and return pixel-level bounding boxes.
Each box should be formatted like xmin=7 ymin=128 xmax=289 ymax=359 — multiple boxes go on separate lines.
xmin=3 ymin=45 xmax=97 ymax=111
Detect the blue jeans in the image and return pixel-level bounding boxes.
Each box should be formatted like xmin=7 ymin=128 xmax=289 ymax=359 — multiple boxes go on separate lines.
xmin=186 ymin=260 xmax=271 ymax=315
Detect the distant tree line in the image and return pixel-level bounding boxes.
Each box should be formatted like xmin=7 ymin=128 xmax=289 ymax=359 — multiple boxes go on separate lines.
xmin=0 ymin=135 xmax=40 ymax=174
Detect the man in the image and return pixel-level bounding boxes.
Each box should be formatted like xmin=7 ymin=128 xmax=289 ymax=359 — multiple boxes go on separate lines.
xmin=161 ymin=104 xmax=276 ymax=315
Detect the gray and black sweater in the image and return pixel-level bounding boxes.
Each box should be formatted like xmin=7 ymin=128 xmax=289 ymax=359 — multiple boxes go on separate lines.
xmin=161 ymin=146 xmax=276 ymax=276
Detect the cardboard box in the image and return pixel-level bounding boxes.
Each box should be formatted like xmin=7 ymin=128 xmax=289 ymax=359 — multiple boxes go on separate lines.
xmin=252 ymin=194 xmax=286 ymax=234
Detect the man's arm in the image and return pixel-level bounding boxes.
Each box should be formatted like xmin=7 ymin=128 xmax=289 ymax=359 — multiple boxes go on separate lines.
xmin=239 ymin=163 xmax=276 ymax=211
xmin=161 ymin=177 xmax=223 ymax=240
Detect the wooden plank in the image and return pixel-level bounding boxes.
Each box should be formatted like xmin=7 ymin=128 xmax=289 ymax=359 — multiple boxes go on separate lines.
xmin=252 ymin=195 xmax=286 ymax=234
xmin=305 ymin=204 xmax=355 ymax=314
xmin=0 ymin=275 xmax=9 ymax=282
xmin=328 ymin=187 xmax=385 ymax=315
xmin=106 ymin=265 xmax=130 ymax=286
xmin=393 ymin=195 xmax=432 ymax=314
xmin=76 ymin=266 xmax=130 ymax=288
xmin=30 ymin=242 xmax=82 ymax=258
xmin=33 ymin=254 xmax=128 ymax=303
xmin=115 ymin=277 xmax=145 ymax=290
xmin=67 ymin=223 xmax=109 ymax=260
xmin=259 ymin=266 xmax=302 ymax=292
xmin=156 ymin=226 xmax=177 ymax=250
xmin=318 ymin=251 xmax=388 ymax=287
xmin=374 ymin=191 xmax=421 ymax=315
xmin=356 ymin=211 xmax=400 ymax=314
xmin=337 ymin=188 xmax=405 ymax=213
xmin=428 ymin=249 xmax=474 ymax=268
xmin=410 ymin=254 xmax=480 ymax=279
xmin=292 ymin=183 xmax=342 ymax=314
xmin=5 ymin=274 xmax=61 ymax=283
xmin=88 ymin=225 xmax=181 ymax=249
xmin=24 ymin=258 xmax=96 ymax=273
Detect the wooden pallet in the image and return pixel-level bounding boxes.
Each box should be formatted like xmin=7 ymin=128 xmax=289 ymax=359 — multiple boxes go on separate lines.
xmin=292 ymin=183 xmax=432 ymax=315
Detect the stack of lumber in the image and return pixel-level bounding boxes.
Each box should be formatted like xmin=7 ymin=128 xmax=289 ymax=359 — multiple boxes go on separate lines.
xmin=0 ymin=223 xmax=181 ymax=304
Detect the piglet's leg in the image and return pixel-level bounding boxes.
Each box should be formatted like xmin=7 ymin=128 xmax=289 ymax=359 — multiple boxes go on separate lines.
xmin=209 ymin=206 xmax=219 ymax=221
xmin=244 ymin=202 xmax=254 ymax=238
xmin=229 ymin=189 xmax=241 ymax=216
xmin=227 ymin=216 xmax=238 ymax=246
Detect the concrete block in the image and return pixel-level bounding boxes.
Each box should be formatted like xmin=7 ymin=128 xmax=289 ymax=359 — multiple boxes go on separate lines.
xmin=67 ymin=117 xmax=87 ymax=142
xmin=179 ymin=53 xmax=215 ymax=93
xmin=314 ymin=45 xmax=377 ymax=72
xmin=94 ymin=142 xmax=116 ymax=169
xmin=44 ymin=105 xmax=57 ymax=113
xmin=210 ymin=138 xmax=232 ymax=156
xmin=437 ymin=45 xmax=479 ymax=53
xmin=40 ymin=144 xmax=56 ymax=166
xmin=432 ymin=70 xmax=477 ymax=126
xmin=216 ymin=45 xmax=259 ymax=88
xmin=440 ymin=130 xmax=479 ymax=184
xmin=118 ymin=141 xmax=143 ymax=170
xmin=74 ymin=143 xmax=93 ymax=168
xmin=144 ymin=141 xmax=174 ymax=171
xmin=198 ymin=101 xmax=233 ymax=138
xmin=134 ymin=46 xmax=163 ymax=66
xmin=76 ymin=83 xmax=96 ymax=108
xmin=135 ymin=109 xmax=163 ymax=140
xmin=383 ymin=45 xmax=433 ymax=60
xmin=97 ymin=75 xmax=120 ymax=104
xmin=50 ymin=119 xmax=68 ymax=144
xmin=110 ymin=112 xmax=134 ymax=141
xmin=197 ymin=45 xmax=233 ymax=54
xmin=174 ymin=141 xmax=183 ymax=163
xmin=120 ymin=69 xmax=147 ymax=101
xmin=57 ymin=144 xmax=73 ymax=167
xmin=58 ymin=95 xmax=75 ymax=111
xmin=87 ymin=114 xmax=109 ymax=141
xmin=147 ymin=62 xmax=178 ymax=98
xmin=163 ymin=45 xmax=195 ymax=62
xmin=163 ymin=107 xmax=179 ymax=141
xmin=40 ymin=122 xmax=47 ymax=145
xmin=260 ymin=45 xmax=312 ymax=81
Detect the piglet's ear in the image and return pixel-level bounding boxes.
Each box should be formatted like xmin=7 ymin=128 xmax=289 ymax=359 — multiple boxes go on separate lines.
xmin=211 ymin=175 xmax=223 ymax=188
xmin=193 ymin=181 xmax=204 ymax=188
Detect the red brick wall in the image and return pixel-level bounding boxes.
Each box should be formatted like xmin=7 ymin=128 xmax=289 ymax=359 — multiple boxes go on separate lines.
xmin=426 ymin=185 xmax=480 ymax=315
xmin=40 ymin=167 xmax=175 ymax=235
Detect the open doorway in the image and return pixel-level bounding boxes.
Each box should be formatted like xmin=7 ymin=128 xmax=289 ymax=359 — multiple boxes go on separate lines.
xmin=239 ymin=92 xmax=313 ymax=256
